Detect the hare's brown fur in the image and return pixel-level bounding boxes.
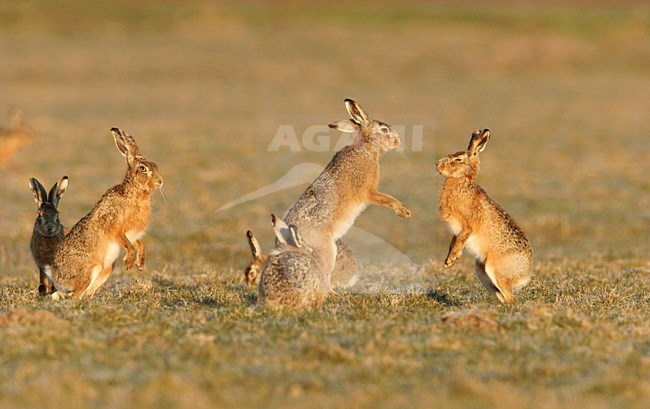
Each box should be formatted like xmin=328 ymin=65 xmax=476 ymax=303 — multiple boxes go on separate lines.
xmin=437 ymin=129 xmax=532 ymax=303
xmin=245 ymin=237 xmax=357 ymax=288
xmin=244 ymin=230 xmax=270 ymax=287
xmin=52 ymin=128 xmax=162 ymax=299
xmin=283 ymin=99 xmax=410 ymax=292
xmin=0 ymin=109 xmax=33 ymax=167
xmin=29 ymin=176 xmax=69 ymax=296
xmin=256 ymin=215 xmax=324 ymax=307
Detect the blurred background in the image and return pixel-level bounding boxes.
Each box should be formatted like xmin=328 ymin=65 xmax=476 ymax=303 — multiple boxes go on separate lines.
xmin=1 ymin=0 xmax=648 ymax=282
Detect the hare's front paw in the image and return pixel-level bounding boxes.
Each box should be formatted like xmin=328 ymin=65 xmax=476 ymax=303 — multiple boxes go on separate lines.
xmin=444 ymin=254 xmax=459 ymax=268
xmin=123 ymin=253 xmax=135 ymax=270
xmin=395 ymin=204 xmax=411 ymax=219
xmin=135 ymin=254 xmax=145 ymax=271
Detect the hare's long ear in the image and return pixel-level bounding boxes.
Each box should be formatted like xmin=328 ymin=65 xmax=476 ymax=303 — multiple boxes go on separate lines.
xmin=48 ymin=176 xmax=69 ymax=208
xmin=247 ymin=230 xmax=264 ymax=259
xmin=344 ymin=99 xmax=370 ymax=127
xmin=328 ymin=119 xmax=359 ymax=133
xmin=29 ymin=178 xmax=47 ymax=207
xmin=467 ymin=129 xmax=491 ymax=157
xmin=111 ymin=127 xmax=140 ymax=167
xmin=271 ymin=213 xmax=296 ymax=246
xmin=287 ymin=225 xmax=304 ymax=248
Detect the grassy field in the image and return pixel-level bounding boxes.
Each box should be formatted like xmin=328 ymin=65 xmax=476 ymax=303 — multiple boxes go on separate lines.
xmin=1 ymin=1 xmax=648 ymax=408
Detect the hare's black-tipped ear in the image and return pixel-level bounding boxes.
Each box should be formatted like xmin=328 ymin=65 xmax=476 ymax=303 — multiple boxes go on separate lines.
xmin=467 ymin=128 xmax=491 ymax=156
xmin=247 ymin=230 xmax=263 ymax=259
xmin=29 ymin=178 xmax=47 ymax=207
xmin=344 ymin=99 xmax=370 ymax=127
xmin=271 ymin=213 xmax=294 ymax=246
xmin=48 ymin=176 xmax=69 ymax=207
xmin=111 ymin=127 xmax=140 ymax=166
xmin=112 ymin=127 xmax=130 ymax=158
xmin=329 ymin=119 xmax=359 ymax=133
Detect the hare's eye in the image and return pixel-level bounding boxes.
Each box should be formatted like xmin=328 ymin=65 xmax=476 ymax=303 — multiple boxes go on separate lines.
xmin=453 ymin=157 xmax=463 ymax=162
xmin=380 ymin=127 xmax=389 ymax=133
xmin=139 ymin=165 xmax=148 ymax=173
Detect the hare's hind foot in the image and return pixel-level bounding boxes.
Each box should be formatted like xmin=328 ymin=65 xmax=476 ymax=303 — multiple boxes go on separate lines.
xmin=474 ymin=262 xmax=517 ymax=304
xmin=495 ymin=290 xmax=515 ymax=304
xmin=51 ymin=290 xmax=68 ymax=301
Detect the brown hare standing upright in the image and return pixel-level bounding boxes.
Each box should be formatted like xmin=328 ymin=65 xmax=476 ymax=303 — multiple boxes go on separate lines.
xmin=437 ymin=129 xmax=532 ymax=303
xmin=0 ymin=109 xmax=33 ymax=167
xmin=281 ymin=98 xmax=410 ymax=293
xmin=29 ymin=176 xmax=69 ymax=296
xmin=52 ymin=128 xmax=163 ymax=300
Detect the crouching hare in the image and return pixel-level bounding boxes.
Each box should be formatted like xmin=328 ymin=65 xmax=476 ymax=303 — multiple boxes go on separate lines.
xmin=437 ymin=129 xmax=532 ymax=303
xmin=29 ymin=176 xmax=69 ymax=295
xmin=251 ymin=214 xmax=324 ymax=307
xmin=245 ymin=237 xmax=357 ymax=289
xmin=51 ymin=128 xmax=162 ymax=300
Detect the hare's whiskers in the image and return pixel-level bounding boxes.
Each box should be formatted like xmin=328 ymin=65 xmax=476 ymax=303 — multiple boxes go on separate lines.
xmin=158 ymin=187 xmax=171 ymax=213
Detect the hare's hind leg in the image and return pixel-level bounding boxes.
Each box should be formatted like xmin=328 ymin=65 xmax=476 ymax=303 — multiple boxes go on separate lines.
xmin=79 ymin=264 xmax=114 ymax=299
xmin=77 ymin=264 xmax=103 ymax=299
xmin=474 ymin=261 xmax=512 ymax=303
xmin=38 ymin=266 xmax=54 ymax=296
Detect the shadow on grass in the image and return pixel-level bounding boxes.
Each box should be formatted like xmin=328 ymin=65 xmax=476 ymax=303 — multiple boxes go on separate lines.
xmin=425 ymin=289 xmax=460 ymax=307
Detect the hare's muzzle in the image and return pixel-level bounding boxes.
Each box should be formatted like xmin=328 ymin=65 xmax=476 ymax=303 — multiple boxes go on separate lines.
xmin=389 ymin=132 xmax=401 ymax=150
xmin=436 ymin=159 xmax=446 ymax=174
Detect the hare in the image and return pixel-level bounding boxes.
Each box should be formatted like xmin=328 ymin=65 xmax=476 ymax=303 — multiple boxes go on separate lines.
xmin=51 ymin=128 xmax=163 ymax=300
xmin=256 ymin=214 xmax=324 ymax=307
xmin=244 ymin=236 xmax=357 ymax=288
xmin=437 ymin=129 xmax=532 ymax=303
xmin=244 ymin=230 xmax=270 ymax=287
xmin=282 ymin=98 xmax=410 ymax=293
xmin=29 ymin=176 xmax=69 ymax=296
xmin=0 ymin=109 xmax=33 ymax=167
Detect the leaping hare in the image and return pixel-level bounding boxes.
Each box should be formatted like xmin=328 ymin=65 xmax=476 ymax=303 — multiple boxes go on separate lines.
xmin=51 ymin=128 xmax=163 ymax=300
xmin=256 ymin=214 xmax=324 ymax=307
xmin=29 ymin=176 xmax=69 ymax=296
xmin=437 ymin=129 xmax=533 ymax=303
xmin=0 ymin=109 xmax=33 ymax=167
xmin=283 ymin=98 xmax=410 ymax=293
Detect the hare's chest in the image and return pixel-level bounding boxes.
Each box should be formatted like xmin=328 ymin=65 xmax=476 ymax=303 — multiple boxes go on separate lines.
xmin=333 ymin=203 xmax=368 ymax=240
xmin=123 ymin=199 xmax=151 ymax=232
xmin=443 ymin=215 xmax=463 ymax=236
xmin=104 ymin=241 xmax=121 ymax=269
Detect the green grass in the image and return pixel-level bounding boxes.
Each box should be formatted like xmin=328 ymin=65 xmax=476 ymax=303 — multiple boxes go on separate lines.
xmin=1 ymin=259 xmax=648 ymax=408
xmin=1 ymin=1 xmax=649 ymax=408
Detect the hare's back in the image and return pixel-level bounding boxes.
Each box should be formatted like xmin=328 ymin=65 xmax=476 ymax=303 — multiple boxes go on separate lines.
xmin=482 ymin=195 xmax=532 ymax=254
